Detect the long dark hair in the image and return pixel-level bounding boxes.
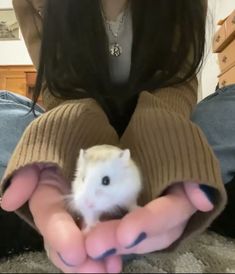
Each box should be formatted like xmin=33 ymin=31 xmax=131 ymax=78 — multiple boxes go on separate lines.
xmin=33 ymin=0 xmax=206 ymax=118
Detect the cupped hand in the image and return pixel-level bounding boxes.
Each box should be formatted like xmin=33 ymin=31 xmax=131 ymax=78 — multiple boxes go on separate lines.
xmin=85 ymin=182 xmax=214 ymax=260
xmin=1 ymin=165 xmax=122 ymax=273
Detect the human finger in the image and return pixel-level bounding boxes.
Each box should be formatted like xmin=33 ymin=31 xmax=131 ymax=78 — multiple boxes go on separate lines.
xmin=184 ymin=182 xmax=214 ymax=212
xmin=29 ymin=182 xmax=86 ymax=267
xmin=116 ymin=185 xmax=195 ymax=249
xmin=1 ymin=165 xmax=40 ymax=211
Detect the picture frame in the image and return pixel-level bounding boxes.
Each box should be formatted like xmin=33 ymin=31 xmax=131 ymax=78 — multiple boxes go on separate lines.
xmin=0 ymin=9 xmax=20 ymax=41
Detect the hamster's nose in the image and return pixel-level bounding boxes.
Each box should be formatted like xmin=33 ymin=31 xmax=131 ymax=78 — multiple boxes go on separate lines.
xmin=85 ymin=198 xmax=94 ymax=209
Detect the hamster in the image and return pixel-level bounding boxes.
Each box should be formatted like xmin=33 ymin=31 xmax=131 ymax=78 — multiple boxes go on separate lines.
xmin=69 ymin=145 xmax=142 ymax=232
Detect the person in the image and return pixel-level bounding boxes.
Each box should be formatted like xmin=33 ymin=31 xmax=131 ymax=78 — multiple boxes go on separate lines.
xmin=0 ymin=0 xmax=227 ymax=273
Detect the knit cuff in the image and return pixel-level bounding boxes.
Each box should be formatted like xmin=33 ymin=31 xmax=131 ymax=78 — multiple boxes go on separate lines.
xmin=0 ymin=98 xmax=119 ymax=229
xmin=120 ymin=91 xmax=227 ymax=246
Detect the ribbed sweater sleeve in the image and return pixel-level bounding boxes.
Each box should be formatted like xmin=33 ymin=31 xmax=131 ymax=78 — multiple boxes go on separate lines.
xmin=120 ymin=77 xmax=227 ymax=244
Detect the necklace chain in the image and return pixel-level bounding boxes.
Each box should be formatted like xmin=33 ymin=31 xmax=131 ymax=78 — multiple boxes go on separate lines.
xmin=105 ymin=10 xmax=127 ymax=39
xmin=101 ymin=3 xmax=128 ymax=57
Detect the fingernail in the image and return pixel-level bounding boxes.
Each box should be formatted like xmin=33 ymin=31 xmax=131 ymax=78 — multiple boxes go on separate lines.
xmin=94 ymin=248 xmax=117 ymax=260
xmin=126 ymin=232 xmax=147 ymax=249
xmin=199 ymin=184 xmax=216 ymax=204
xmin=57 ymin=252 xmax=78 ymax=267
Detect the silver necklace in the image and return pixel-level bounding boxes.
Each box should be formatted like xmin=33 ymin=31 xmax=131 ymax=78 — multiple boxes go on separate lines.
xmin=101 ymin=4 xmax=128 ymax=57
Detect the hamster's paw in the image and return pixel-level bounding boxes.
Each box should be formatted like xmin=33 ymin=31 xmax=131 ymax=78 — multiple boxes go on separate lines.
xmin=83 ymin=221 xmax=100 ymax=234
xmin=83 ymin=226 xmax=92 ymax=235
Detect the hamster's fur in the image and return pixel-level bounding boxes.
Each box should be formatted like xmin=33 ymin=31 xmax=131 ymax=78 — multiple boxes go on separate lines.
xmin=70 ymin=145 xmax=142 ymax=231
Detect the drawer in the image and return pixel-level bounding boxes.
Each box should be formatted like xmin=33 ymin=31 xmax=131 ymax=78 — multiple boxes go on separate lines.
xmin=25 ymin=72 xmax=37 ymax=88
xmin=218 ymin=39 xmax=235 ymax=72
xmin=219 ymin=65 xmax=235 ymax=88
xmin=212 ymin=24 xmax=227 ymax=52
xmin=226 ymin=9 xmax=235 ymax=40
xmin=6 ymin=77 xmax=27 ymax=96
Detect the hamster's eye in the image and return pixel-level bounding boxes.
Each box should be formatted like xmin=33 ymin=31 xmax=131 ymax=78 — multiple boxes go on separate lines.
xmin=102 ymin=176 xmax=110 ymax=186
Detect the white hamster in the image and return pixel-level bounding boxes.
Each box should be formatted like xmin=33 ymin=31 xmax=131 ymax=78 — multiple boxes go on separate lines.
xmin=69 ymin=145 xmax=142 ymax=232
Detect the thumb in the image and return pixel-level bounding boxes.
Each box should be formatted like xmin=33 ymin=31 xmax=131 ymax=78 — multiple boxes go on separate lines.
xmin=1 ymin=165 xmax=40 ymax=211
xmin=184 ymin=182 xmax=214 ymax=212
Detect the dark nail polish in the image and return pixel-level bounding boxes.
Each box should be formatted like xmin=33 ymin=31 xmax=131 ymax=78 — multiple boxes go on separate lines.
xmin=57 ymin=252 xmax=77 ymax=267
xmin=94 ymin=248 xmax=117 ymax=260
xmin=199 ymin=184 xmax=216 ymax=204
xmin=126 ymin=232 xmax=147 ymax=249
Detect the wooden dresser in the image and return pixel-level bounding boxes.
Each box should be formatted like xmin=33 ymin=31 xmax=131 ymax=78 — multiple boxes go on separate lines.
xmin=213 ymin=9 xmax=235 ymax=88
xmin=0 ymin=65 xmax=42 ymax=106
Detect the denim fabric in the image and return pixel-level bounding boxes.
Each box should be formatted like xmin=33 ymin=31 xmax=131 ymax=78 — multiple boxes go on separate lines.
xmin=0 ymin=91 xmax=45 ymax=181
xmin=191 ymin=84 xmax=235 ymax=184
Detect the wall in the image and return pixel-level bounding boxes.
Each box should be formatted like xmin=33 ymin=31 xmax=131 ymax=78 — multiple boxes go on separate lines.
xmin=0 ymin=0 xmax=32 ymax=65
xmin=200 ymin=0 xmax=235 ymax=98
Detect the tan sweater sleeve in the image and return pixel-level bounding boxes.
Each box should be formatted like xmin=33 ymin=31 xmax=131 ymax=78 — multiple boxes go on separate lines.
xmin=120 ymin=76 xmax=227 ymax=245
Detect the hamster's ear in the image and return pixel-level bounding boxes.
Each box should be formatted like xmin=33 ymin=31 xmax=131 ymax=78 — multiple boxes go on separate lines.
xmin=119 ymin=149 xmax=130 ymax=163
xmin=78 ymin=149 xmax=86 ymax=165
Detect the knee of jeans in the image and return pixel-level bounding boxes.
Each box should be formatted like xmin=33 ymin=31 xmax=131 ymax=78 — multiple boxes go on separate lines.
xmin=191 ymin=108 xmax=205 ymax=124
xmin=0 ymin=91 xmax=8 ymax=100
xmin=0 ymin=90 xmax=25 ymax=103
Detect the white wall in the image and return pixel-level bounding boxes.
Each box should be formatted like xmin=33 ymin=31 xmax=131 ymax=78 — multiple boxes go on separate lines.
xmin=201 ymin=0 xmax=235 ymax=98
xmin=0 ymin=0 xmax=32 ymax=65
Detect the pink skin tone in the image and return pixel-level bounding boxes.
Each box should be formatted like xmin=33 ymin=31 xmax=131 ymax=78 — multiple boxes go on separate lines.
xmin=1 ymin=165 xmax=213 ymax=273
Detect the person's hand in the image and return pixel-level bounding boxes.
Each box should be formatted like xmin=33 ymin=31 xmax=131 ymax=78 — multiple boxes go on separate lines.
xmin=1 ymin=165 xmax=122 ymax=273
xmin=85 ymin=182 xmax=214 ymax=260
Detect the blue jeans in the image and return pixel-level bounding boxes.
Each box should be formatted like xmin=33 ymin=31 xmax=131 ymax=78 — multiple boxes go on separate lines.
xmin=191 ymin=84 xmax=235 ymax=184
xmin=0 ymin=91 xmax=44 ymax=181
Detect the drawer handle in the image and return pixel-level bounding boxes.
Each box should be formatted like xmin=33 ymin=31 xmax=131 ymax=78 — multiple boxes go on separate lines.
xmin=232 ymin=16 xmax=235 ymax=24
xmin=215 ymin=35 xmax=221 ymax=42
xmin=222 ymin=80 xmax=227 ymax=86
xmin=222 ymin=56 xmax=227 ymax=63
